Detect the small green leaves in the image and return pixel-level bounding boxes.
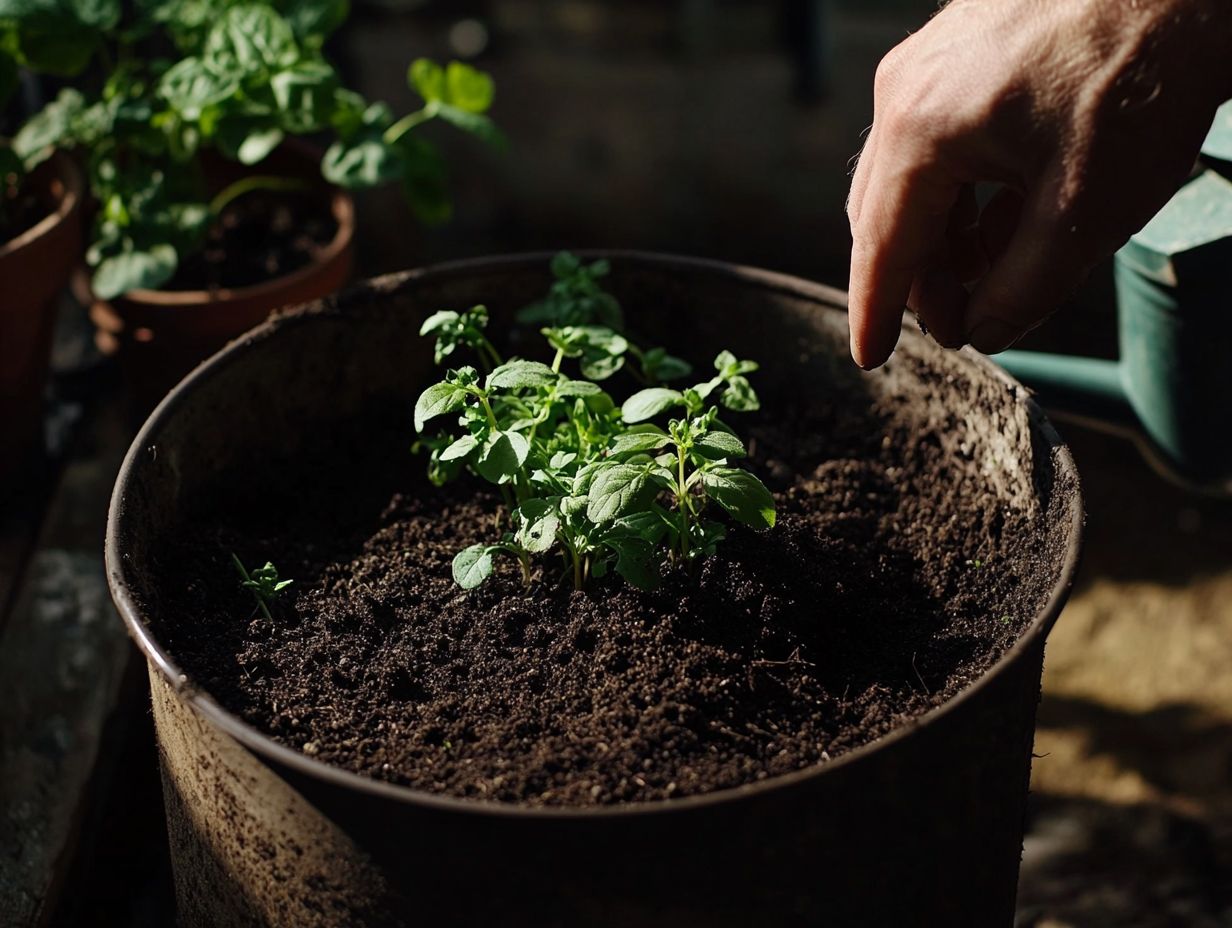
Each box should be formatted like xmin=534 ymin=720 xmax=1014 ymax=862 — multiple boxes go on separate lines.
xmin=91 ymin=244 xmax=178 ymax=298
xmin=452 ymin=544 xmax=495 ymax=589
xmin=622 ymin=388 xmax=684 ymax=423
xmin=692 ymin=429 xmax=745 ymax=460
xmin=415 ymin=253 xmax=775 ymax=593
xmin=474 ymin=430 xmax=530 ymax=483
xmin=231 ymin=552 xmax=292 ymax=620
xmin=487 ymin=360 xmax=557 ymax=391
xmin=702 ymin=467 xmax=776 ymax=530
xmin=608 ymin=428 xmax=670 ymax=456
xmin=586 ymin=464 xmax=653 ymax=523
xmin=515 ymin=499 xmax=560 ymax=554
xmin=414 ymin=380 xmax=468 ymax=432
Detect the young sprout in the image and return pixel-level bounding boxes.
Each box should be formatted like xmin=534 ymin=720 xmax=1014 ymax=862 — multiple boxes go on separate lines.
xmin=231 ymin=553 xmax=293 ymax=620
xmin=413 ymin=253 xmax=776 ymax=593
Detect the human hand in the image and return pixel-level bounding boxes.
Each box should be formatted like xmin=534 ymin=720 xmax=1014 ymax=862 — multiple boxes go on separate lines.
xmin=846 ymin=0 xmax=1232 ymax=369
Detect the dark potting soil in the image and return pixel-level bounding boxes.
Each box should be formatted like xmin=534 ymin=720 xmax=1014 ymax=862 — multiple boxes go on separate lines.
xmin=150 ymin=391 xmax=1057 ymax=808
xmin=165 ymin=190 xmax=337 ymax=292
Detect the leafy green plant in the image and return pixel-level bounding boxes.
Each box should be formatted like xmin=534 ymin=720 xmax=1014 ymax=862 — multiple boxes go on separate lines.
xmin=231 ymin=552 xmax=292 ymax=619
xmin=413 ymin=253 xmax=776 ymax=592
xmin=0 ymin=0 xmax=499 ymax=296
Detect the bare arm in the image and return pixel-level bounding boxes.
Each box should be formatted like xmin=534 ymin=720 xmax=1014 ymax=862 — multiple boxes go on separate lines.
xmin=846 ymin=0 xmax=1232 ymax=369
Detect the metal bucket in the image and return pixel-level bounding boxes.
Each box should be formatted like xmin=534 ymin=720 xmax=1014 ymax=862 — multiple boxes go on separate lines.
xmin=107 ymin=253 xmax=1083 ymax=927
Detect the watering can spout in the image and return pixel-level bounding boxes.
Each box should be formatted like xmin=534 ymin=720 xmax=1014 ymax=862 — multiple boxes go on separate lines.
xmin=996 ymin=351 xmax=1136 ymax=436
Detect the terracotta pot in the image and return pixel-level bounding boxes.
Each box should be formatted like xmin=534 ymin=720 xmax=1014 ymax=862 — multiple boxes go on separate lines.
xmin=86 ymin=145 xmax=355 ymax=412
xmin=0 ymin=153 xmax=84 ymax=479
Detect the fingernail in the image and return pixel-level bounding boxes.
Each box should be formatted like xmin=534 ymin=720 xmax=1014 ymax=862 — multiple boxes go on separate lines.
xmin=967 ymin=319 xmax=1022 ymax=354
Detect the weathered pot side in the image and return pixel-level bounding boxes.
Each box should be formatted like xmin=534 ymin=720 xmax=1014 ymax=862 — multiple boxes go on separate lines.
xmin=107 ymin=253 xmax=1083 ymax=928
xmin=85 ymin=143 xmax=355 ymax=412
xmin=0 ymin=153 xmax=84 ymax=478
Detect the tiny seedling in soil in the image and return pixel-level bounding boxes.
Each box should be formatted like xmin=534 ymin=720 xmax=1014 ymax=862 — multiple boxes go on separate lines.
xmin=231 ymin=553 xmax=292 ymax=620
xmin=414 ymin=252 xmax=776 ymax=592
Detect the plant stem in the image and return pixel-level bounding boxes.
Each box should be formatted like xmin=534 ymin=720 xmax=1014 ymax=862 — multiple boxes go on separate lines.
xmin=551 ymin=348 xmax=565 ymax=373
xmin=518 ymin=552 xmax=532 ymax=586
xmin=209 ymin=176 xmax=311 ymax=217
xmin=572 ymin=549 xmax=583 ymax=591
xmin=382 ymin=105 xmax=435 ymax=145
xmin=230 ymin=553 xmax=272 ymax=621
xmin=475 ymin=391 xmax=500 ymax=430
xmin=677 ymin=446 xmax=691 ymax=560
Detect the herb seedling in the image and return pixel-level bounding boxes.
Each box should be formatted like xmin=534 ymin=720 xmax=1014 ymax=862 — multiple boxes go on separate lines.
xmin=0 ymin=0 xmax=500 ymax=298
xmin=414 ymin=253 xmax=776 ymax=592
xmin=231 ymin=552 xmax=292 ymax=620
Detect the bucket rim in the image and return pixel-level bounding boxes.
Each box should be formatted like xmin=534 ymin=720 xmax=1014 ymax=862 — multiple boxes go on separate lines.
xmin=106 ymin=249 xmax=1084 ymax=820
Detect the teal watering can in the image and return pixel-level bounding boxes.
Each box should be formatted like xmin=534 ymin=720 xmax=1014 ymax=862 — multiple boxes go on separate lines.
xmin=997 ymin=102 xmax=1232 ymax=495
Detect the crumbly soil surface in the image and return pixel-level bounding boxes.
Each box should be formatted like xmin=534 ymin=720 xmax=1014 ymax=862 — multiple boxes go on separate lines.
xmin=151 ymin=401 xmax=1046 ymax=807
xmin=166 ymin=190 xmax=337 ymax=292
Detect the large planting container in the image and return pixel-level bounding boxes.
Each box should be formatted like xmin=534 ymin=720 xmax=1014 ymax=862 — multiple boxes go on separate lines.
xmin=107 ymin=253 xmax=1083 ymax=927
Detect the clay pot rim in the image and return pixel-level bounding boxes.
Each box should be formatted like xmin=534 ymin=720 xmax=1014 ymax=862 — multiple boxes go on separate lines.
xmin=0 ymin=152 xmax=84 ymax=261
xmin=107 ymin=250 xmax=1085 ymax=821
xmin=100 ymin=185 xmax=356 ymax=310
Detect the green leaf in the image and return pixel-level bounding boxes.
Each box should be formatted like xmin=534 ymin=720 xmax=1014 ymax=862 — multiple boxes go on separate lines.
xmin=413 ymin=381 xmax=466 ymax=432
xmin=397 ymin=134 xmax=451 ymax=224
xmin=439 ymin=433 xmax=478 ymax=462
xmin=586 ymin=464 xmax=652 ymax=523
xmin=271 ymin=60 xmax=338 ymax=132
xmin=239 ymin=127 xmax=284 ymax=164
xmin=487 ymin=360 xmax=557 ymax=390
xmin=282 ymin=0 xmax=347 ymax=46
xmin=608 ymin=430 xmax=670 ymax=456
xmin=613 ymin=507 xmax=672 ymax=545
xmin=516 ymin=499 xmax=559 ymax=554
xmin=621 ymin=388 xmax=683 ymax=424
xmin=641 ymin=347 xmax=691 ymax=382
xmin=556 ymin=379 xmax=602 ymax=397
xmin=474 ymin=430 xmax=529 ymax=482
xmin=548 ymin=451 xmax=576 ymax=470
xmin=721 ymin=376 xmax=760 ymax=412
xmin=419 ymin=309 xmax=459 ymax=336
xmin=579 ymin=352 xmax=623 ymax=381
xmin=432 ymin=102 xmax=505 ymax=147
xmin=160 ymin=57 xmax=240 ymax=118
xmin=12 ymin=88 xmax=85 ymax=168
xmin=605 ymin=536 xmax=658 ymax=590
xmin=452 ymin=544 xmax=495 ymax=589
xmin=407 ymin=58 xmax=445 ymax=103
xmin=692 ymin=430 xmax=746 ymax=460
xmin=203 ymin=5 xmax=298 ymax=77
xmin=67 ymin=0 xmax=120 ymax=28
xmin=702 ymin=467 xmax=776 ymax=530
xmin=91 ymin=244 xmax=178 ymax=300
xmin=551 ymin=251 xmax=580 ymax=278
xmin=444 ymin=60 xmax=494 ymax=113
xmin=715 ymin=350 xmax=759 ymax=377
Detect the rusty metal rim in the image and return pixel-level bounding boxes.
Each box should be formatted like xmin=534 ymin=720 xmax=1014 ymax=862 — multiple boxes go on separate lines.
xmin=106 ymin=250 xmax=1085 ymax=821
xmin=0 ymin=152 xmax=83 ymax=260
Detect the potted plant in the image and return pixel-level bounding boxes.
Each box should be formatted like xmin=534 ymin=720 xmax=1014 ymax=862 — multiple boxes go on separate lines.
xmin=2 ymin=0 xmax=500 ymax=407
xmin=107 ymin=252 xmax=1083 ymax=927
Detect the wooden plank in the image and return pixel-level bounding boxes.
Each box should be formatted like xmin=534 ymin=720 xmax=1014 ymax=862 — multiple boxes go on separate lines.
xmin=0 ymin=399 xmax=134 ymax=928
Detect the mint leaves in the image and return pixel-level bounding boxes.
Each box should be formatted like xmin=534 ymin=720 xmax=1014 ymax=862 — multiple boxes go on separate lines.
xmin=414 ymin=253 xmax=776 ymax=592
